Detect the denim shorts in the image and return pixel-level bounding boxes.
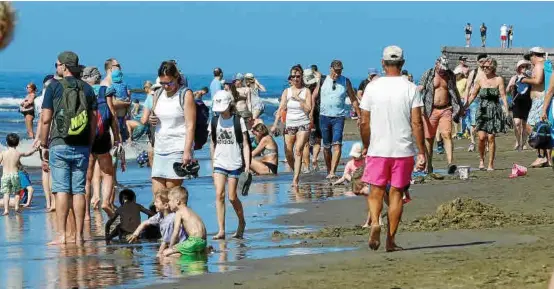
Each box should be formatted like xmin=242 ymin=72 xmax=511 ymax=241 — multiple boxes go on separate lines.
xmin=49 ymin=145 xmax=90 ymax=195
xmin=213 ymin=167 xmax=243 ymax=179
xmin=319 ymin=115 xmax=345 ymax=148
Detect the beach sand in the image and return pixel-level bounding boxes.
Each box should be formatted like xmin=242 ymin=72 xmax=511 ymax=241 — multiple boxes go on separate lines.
xmin=146 ymin=122 xmax=554 ymax=289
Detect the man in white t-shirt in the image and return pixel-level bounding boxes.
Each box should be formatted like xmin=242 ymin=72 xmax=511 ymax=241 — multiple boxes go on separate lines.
xmin=500 ymin=24 xmax=508 ymax=48
xmin=359 ymin=45 xmax=426 ymax=252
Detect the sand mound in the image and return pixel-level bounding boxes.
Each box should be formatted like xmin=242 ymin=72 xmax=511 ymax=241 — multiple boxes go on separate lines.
xmin=406 ymin=197 xmax=554 ymax=231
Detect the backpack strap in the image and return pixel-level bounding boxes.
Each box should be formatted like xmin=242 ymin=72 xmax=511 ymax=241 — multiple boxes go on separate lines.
xmin=234 ymin=115 xmax=243 ymax=146
xmin=211 ymin=114 xmax=219 ymax=148
xmin=151 ymin=87 xmax=164 ymax=114
xmin=179 ymin=87 xmax=193 ymax=109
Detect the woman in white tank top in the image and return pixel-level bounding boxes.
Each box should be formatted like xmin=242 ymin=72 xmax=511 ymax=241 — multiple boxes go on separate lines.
xmin=272 ymin=66 xmax=312 ymax=186
xmin=149 ymin=61 xmax=196 ymax=195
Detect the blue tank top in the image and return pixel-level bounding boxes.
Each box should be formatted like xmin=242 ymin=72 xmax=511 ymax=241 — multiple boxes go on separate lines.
xmin=320 ymin=75 xmax=348 ymax=117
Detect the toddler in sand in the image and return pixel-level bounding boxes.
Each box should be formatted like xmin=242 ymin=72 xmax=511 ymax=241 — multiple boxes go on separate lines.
xmin=127 ymin=189 xmax=187 ymax=257
xmin=105 ymin=189 xmax=154 ymax=242
xmin=0 ymin=133 xmax=37 ymax=215
xmin=163 ymin=187 xmax=207 ymax=257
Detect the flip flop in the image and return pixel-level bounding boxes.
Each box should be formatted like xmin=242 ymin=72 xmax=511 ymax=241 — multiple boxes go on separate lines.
xmin=173 ymin=161 xmax=200 ymax=178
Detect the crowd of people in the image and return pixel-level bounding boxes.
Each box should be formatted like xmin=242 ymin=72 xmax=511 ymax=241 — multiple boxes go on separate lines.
xmin=0 ymin=43 xmax=552 ymax=257
xmin=464 ymin=23 xmax=514 ymax=48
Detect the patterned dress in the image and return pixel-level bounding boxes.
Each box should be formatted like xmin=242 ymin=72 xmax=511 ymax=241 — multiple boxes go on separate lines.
xmin=475 ymin=87 xmax=506 ymax=134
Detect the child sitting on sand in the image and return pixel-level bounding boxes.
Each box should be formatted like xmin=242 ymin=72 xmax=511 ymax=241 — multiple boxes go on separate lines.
xmin=1 ymin=133 xmax=37 ymax=215
xmin=105 ymin=189 xmax=154 ymax=243
xmin=127 ymin=189 xmax=187 ymax=257
xmin=163 ymin=187 xmax=208 ymax=257
xmin=332 ymin=142 xmax=368 ymax=194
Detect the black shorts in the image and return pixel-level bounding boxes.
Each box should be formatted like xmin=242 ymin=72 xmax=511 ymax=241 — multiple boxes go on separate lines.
xmin=21 ymin=109 xmax=34 ymax=118
xmin=512 ymin=97 xmax=532 ymax=121
xmin=92 ymin=133 xmax=112 ymax=155
xmin=262 ymin=161 xmax=278 ymax=175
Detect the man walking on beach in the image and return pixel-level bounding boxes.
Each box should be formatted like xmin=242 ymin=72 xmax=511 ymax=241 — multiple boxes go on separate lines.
xmin=418 ymin=56 xmax=462 ymax=175
xmin=522 ymin=47 xmax=550 ymax=167
xmin=210 ymin=67 xmax=223 ymax=98
xmin=40 ymin=51 xmax=97 ymax=245
xmin=318 ymin=60 xmax=361 ymax=179
xmin=360 ymin=45 xmax=426 ymax=252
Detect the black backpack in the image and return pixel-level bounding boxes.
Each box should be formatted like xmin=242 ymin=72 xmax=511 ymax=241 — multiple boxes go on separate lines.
xmin=150 ymin=87 xmax=209 ymax=150
xmin=528 ymin=121 xmax=552 ymax=149
xmin=54 ymin=78 xmax=90 ymax=139
xmin=210 ymin=114 xmax=251 ymax=168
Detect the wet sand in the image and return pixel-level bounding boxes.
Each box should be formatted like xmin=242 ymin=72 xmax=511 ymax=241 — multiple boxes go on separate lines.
xmin=149 ymin=129 xmax=554 ymax=289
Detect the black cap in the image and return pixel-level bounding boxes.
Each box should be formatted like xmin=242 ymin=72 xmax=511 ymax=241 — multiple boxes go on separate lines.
xmin=477 ymin=53 xmax=488 ymax=61
xmin=57 ymin=51 xmax=79 ymax=68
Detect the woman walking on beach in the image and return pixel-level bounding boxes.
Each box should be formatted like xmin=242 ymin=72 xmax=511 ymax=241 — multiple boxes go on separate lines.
xmin=250 ymin=121 xmax=278 ymax=175
xmin=20 ymin=82 xmax=37 ymax=138
xmin=272 ymin=66 xmax=312 ymax=186
xmin=81 ymin=66 xmax=121 ymax=219
xmin=149 ymin=61 xmax=196 ymax=195
xmin=244 ymin=73 xmax=266 ymax=119
xmin=209 ymin=90 xmax=250 ymax=239
xmin=33 ymin=75 xmax=55 ymax=212
xmin=507 ymin=60 xmax=532 ymax=151
xmin=464 ymin=58 xmax=509 ymax=170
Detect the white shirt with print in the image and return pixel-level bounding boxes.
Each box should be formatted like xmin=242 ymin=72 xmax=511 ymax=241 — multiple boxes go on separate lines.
xmin=209 ymin=115 xmax=247 ymax=170
xmin=360 ymin=76 xmax=423 ymax=158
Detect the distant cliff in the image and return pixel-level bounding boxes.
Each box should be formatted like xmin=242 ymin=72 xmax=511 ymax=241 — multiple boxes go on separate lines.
xmin=441 ymin=46 xmax=554 ymax=84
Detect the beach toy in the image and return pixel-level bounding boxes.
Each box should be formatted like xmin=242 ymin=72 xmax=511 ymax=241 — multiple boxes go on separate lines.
xmin=136 ymin=150 xmax=148 ymax=167
xmin=457 ymin=166 xmax=470 ymax=180
xmin=509 ymin=163 xmax=527 ymax=178
xmin=0 ymin=1 xmax=16 ymax=50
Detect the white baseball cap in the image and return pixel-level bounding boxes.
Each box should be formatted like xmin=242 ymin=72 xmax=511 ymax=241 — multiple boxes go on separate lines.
xmin=383 ymin=45 xmax=404 ymax=61
xmin=349 ymin=142 xmax=363 ymax=158
xmin=529 ymin=47 xmax=545 ymax=54
xmin=212 ymin=90 xmax=233 ymax=113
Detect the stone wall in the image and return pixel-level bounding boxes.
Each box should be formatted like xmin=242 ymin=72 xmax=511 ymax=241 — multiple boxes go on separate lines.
xmin=441 ymin=46 xmax=554 ymax=83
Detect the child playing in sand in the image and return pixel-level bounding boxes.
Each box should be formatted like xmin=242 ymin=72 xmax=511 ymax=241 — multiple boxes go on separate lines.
xmin=127 ymin=189 xmax=187 ymax=257
xmin=332 ymin=142 xmax=367 ymax=191
xmin=163 ymin=187 xmax=207 ymax=257
xmin=105 ymin=189 xmax=154 ymax=242
xmin=0 ymin=133 xmax=37 ymax=215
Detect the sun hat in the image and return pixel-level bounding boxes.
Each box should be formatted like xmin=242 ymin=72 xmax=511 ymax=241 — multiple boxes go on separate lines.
xmin=383 ymin=45 xmax=404 ymax=61
xmin=212 ymin=90 xmax=233 ymax=113
xmin=516 ymin=60 xmax=531 ymax=70
xmin=303 ymin=68 xmax=318 ymax=86
xmin=529 ymin=47 xmax=545 ymax=54
xmin=244 ymin=73 xmax=254 ymax=79
xmin=349 ymin=142 xmax=363 ymax=158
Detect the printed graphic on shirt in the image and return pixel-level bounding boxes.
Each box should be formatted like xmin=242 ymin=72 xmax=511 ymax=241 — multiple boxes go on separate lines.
xmin=217 ymin=128 xmax=235 ymax=145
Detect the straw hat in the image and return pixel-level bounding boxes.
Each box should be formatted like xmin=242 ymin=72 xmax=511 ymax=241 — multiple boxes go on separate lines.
xmin=0 ymin=1 xmax=16 ymax=50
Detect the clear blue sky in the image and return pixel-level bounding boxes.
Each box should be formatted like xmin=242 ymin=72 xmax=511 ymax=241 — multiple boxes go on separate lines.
xmin=1 ymin=1 xmax=554 ymax=78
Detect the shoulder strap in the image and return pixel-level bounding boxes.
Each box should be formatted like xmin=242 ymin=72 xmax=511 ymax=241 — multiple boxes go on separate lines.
xmin=211 ymin=115 xmax=219 ymax=146
xmin=151 ymin=88 xmax=164 ymax=114
xmin=234 ymin=115 xmax=243 ymax=145
xmin=179 ymin=87 xmax=193 ymax=109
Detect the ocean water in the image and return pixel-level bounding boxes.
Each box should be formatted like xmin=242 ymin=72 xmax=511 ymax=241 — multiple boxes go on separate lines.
xmin=0 ymin=72 xmax=364 ymax=288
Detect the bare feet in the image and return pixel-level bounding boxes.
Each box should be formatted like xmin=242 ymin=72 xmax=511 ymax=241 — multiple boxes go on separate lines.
xmin=368 ymin=225 xmax=381 ymax=251
xmin=23 ymin=203 xmax=30 ymax=208
xmin=361 ymin=223 xmax=370 ymax=229
xmin=325 ymin=174 xmax=337 ymax=180
xmin=46 ymin=207 xmax=55 ymax=213
xmin=2 ymin=211 xmax=8 ymax=216
xmin=386 ymin=242 xmax=404 ymax=252
xmin=48 ymin=237 xmax=67 ymax=246
xmin=91 ymin=197 xmax=100 ymax=210
xmin=233 ymin=221 xmax=246 ymax=239
xmin=212 ymin=232 xmax=225 ymax=240
xmin=479 ymin=159 xmax=485 ymax=170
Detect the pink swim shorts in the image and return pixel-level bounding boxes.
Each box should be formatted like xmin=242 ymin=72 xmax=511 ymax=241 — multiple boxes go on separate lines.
xmin=362 ymin=156 xmax=414 ymax=189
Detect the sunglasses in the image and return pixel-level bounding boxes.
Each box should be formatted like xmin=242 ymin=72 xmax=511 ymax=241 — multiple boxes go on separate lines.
xmin=55 ymin=63 xmax=64 ymax=68
xmin=160 ymin=81 xmax=175 ymax=86
xmin=332 ymin=80 xmax=337 ymax=90
xmin=290 ymin=75 xmax=301 ymax=79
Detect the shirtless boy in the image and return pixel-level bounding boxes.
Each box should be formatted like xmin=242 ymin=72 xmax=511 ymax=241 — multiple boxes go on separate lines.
xmin=1 ymin=133 xmax=37 ymax=215
xmin=522 ymin=47 xmax=549 ymax=167
xmin=163 ymin=186 xmax=207 ymax=257
xmin=418 ymin=56 xmax=462 ymax=176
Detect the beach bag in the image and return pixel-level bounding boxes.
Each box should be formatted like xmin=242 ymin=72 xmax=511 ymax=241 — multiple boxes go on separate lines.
xmin=150 ymin=87 xmax=209 ymax=150
xmin=528 ymin=121 xmax=552 ymax=149
xmin=211 ymin=114 xmax=252 ymax=169
xmin=545 ymin=58 xmax=554 ymax=124
xmin=54 ymin=78 xmax=90 ymax=139
xmin=95 ymin=86 xmax=113 ymax=138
